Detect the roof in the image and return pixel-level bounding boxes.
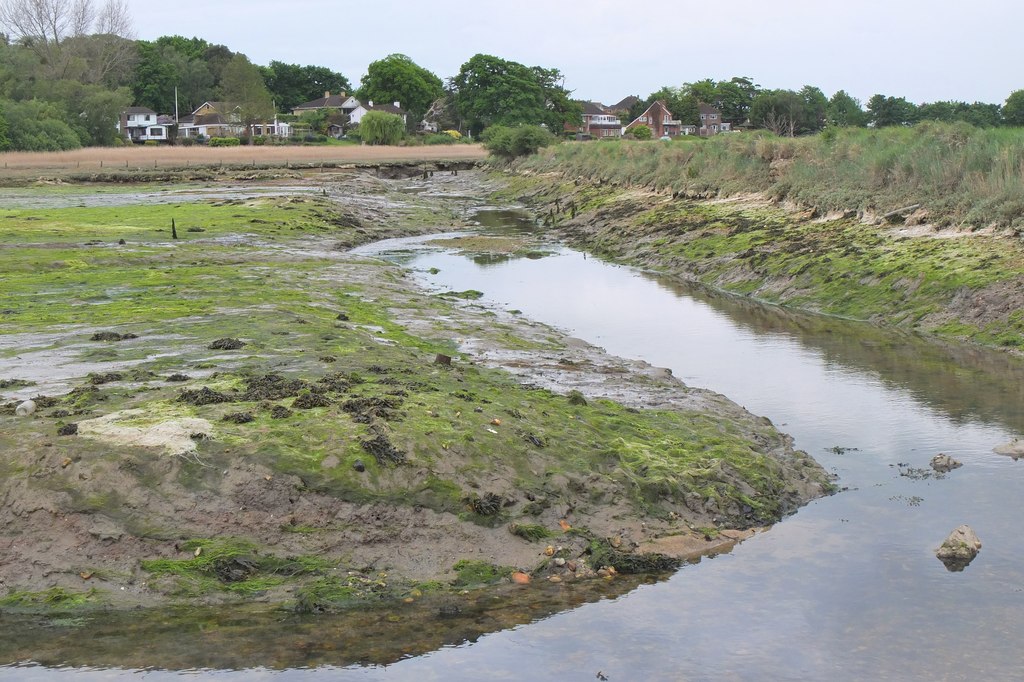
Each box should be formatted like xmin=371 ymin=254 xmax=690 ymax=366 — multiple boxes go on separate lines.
xmin=626 ymin=99 xmax=673 ymax=129
xmin=363 ymin=102 xmax=406 ymax=115
xmin=292 ymin=93 xmax=350 ymax=110
xmin=581 ymin=101 xmax=609 ymax=116
xmin=699 ymin=102 xmax=722 ymax=116
xmin=610 ymin=96 xmax=640 ymax=111
xmin=125 ymin=106 xmax=156 ymax=115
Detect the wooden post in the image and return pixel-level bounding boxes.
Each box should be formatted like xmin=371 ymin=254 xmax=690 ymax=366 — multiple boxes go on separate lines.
xmin=171 ymin=218 xmax=178 ymax=240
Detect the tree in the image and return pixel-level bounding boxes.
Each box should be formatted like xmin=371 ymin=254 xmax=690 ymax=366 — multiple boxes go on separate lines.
xmin=0 ymin=99 xmax=9 ymax=150
xmin=1004 ymin=90 xmax=1024 ymax=127
xmin=220 ymin=54 xmax=274 ymax=137
xmin=358 ymin=110 xmax=404 ymax=145
xmin=684 ymin=78 xmax=718 ymax=107
xmin=717 ymin=76 xmax=759 ymax=124
xmin=262 ymin=60 xmax=350 ymax=111
xmin=0 ymin=0 xmax=134 ymax=82
xmin=1 ymin=97 xmax=80 ymax=150
xmin=750 ymin=89 xmax=805 ymax=136
xmin=826 ymin=90 xmax=866 ymax=127
xmin=642 ymin=86 xmax=697 ymax=126
xmin=357 ymin=54 xmax=440 ymax=129
xmin=799 ymin=85 xmax=828 ymax=133
xmin=866 ymin=94 xmax=918 ymax=127
xmin=451 ymin=54 xmax=575 ymax=136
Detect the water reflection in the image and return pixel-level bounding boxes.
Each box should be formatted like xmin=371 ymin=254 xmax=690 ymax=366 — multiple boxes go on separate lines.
xmin=0 ymin=578 xmax=654 ymax=673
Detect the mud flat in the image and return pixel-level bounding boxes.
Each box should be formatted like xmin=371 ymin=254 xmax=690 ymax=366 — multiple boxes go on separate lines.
xmin=0 ymin=169 xmax=830 ymax=614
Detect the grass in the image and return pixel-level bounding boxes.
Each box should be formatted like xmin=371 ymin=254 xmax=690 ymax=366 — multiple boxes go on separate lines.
xmin=513 ymin=123 xmax=1024 ymax=229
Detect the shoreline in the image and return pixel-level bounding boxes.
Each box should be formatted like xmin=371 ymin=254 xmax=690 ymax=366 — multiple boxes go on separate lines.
xmin=0 ymin=169 xmax=831 ymax=614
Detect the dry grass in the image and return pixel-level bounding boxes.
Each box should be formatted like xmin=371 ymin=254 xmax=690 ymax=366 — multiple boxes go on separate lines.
xmin=0 ymin=144 xmax=487 ymax=177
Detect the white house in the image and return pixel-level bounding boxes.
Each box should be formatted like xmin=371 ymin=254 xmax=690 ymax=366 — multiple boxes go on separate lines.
xmin=119 ymin=107 xmax=170 ymax=143
xmin=349 ymin=101 xmax=407 ymax=126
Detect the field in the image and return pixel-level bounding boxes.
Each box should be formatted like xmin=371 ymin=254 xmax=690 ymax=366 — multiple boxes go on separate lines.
xmin=0 ymin=143 xmax=487 ymax=179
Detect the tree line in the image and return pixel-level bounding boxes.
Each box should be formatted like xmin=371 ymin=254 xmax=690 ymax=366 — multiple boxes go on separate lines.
xmin=0 ymin=1 xmax=1021 ymax=152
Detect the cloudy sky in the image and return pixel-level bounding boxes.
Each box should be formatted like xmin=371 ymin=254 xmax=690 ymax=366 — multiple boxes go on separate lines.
xmin=131 ymin=0 xmax=1020 ymax=106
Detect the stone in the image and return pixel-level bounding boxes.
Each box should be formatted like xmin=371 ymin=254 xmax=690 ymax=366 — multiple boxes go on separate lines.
xmin=930 ymin=453 xmax=962 ymax=473
xmin=993 ymin=439 xmax=1024 ymax=461
xmin=936 ymin=524 xmax=982 ymax=572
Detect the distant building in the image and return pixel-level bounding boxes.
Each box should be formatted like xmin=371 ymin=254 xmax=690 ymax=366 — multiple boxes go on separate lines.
xmin=118 ymin=107 xmax=170 ymax=143
xmin=696 ymin=103 xmax=730 ymax=136
xmin=625 ymin=100 xmax=682 ymax=138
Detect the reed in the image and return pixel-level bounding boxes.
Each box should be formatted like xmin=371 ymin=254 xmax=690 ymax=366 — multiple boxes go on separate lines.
xmin=514 ymin=123 xmax=1024 ymax=228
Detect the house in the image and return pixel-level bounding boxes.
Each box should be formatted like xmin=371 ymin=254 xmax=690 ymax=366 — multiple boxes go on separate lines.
xmin=625 ymin=100 xmax=682 ymax=138
xmin=177 ymin=101 xmax=290 ymax=140
xmin=580 ymin=102 xmax=623 ymax=139
xmin=119 ymin=107 xmax=170 ymax=143
xmin=291 ymin=91 xmax=358 ymax=116
xmin=348 ymin=100 xmax=407 ymax=127
xmin=696 ymin=103 xmax=731 ymax=136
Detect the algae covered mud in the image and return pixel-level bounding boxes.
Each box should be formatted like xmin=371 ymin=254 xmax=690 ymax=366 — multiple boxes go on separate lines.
xmin=0 ymin=168 xmax=828 ymax=634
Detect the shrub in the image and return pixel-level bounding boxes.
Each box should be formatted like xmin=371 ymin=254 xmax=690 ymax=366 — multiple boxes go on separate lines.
xmin=442 ymin=129 xmax=462 ymax=139
xmin=143 ymin=139 xmax=159 ymax=146
xmin=631 ymin=124 xmax=653 ymax=140
xmin=252 ymin=135 xmax=267 ymax=146
xmin=482 ymin=124 xmax=556 ymax=160
xmin=178 ymin=137 xmax=195 ymax=146
xmin=209 ymin=136 xmax=240 ymax=147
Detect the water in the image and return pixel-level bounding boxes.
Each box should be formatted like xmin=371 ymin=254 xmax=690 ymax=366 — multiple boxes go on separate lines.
xmin=5 ymin=209 xmax=1024 ymax=680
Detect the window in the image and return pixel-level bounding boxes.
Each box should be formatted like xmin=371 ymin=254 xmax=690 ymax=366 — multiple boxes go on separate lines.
xmin=711 ymin=114 xmax=717 ymax=120
xmin=145 ymin=114 xmax=152 ymax=122
xmin=664 ymin=115 xmax=670 ymax=123
xmin=701 ymin=114 xmax=706 ymax=120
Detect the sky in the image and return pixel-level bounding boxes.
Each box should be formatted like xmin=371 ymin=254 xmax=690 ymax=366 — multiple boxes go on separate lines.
xmin=130 ymin=0 xmax=1022 ymax=106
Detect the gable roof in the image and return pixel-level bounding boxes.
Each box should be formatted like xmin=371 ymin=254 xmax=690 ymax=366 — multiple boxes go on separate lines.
xmin=292 ymin=92 xmax=350 ymax=110
xmin=581 ymin=101 xmax=609 ymax=116
xmin=125 ymin=106 xmax=156 ymax=115
xmin=626 ymin=99 xmax=673 ymax=129
xmin=610 ymin=95 xmax=640 ymax=111
xmin=699 ymin=102 xmax=723 ymax=116
xmin=356 ymin=101 xmax=406 ymax=115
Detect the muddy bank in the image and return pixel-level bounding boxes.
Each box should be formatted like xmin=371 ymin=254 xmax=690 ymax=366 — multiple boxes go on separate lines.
xmin=493 ymin=171 xmax=1024 ymax=351
xmin=0 ymin=169 xmax=830 ymax=614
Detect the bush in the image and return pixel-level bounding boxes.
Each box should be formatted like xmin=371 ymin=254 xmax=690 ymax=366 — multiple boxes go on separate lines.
xmin=631 ymin=124 xmax=653 ymax=140
xmin=442 ymin=129 xmax=462 ymax=139
xmin=345 ymin=127 xmax=362 ymax=143
xmin=252 ymin=135 xmax=267 ymax=146
xmin=482 ymin=124 xmax=556 ymax=160
xmin=423 ymin=133 xmax=456 ymax=145
xmin=178 ymin=137 xmax=195 ymax=146
xmin=143 ymin=139 xmax=159 ymax=146
xmin=209 ymin=136 xmax=240 ymax=147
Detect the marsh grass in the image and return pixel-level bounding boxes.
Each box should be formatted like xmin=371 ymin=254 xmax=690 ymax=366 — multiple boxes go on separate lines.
xmin=516 ymin=123 xmax=1024 ymax=228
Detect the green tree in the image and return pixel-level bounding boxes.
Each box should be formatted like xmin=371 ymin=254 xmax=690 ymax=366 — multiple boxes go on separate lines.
xmin=1 ymin=98 xmax=80 ymax=150
xmin=750 ymin=89 xmax=806 ymax=136
xmin=799 ymin=85 xmax=828 ymax=133
xmin=0 ymin=99 xmax=9 ymax=150
xmin=357 ymin=54 xmax=441 ymax=129
xmin=220 ymin=54 xmax=274 ymax=138
xmin=359 ymin=110 xmax=404 ymax=145
xmin=866 ymin=94 xmax=919 ymax=127
xmin=1004 ymin=90 xmax=1024 ymax=127
xmin=684 ymin=78 xmax=719 ymax=106
xmin=451 ymin=54 xmax=575 ymax=136
xmin=717 ymin=76 xmax=759 ymax=124
xmin=826 ymin=90 xmax=866 ymax=127
xmin=262 ymin=61 xmax=350 ymax=111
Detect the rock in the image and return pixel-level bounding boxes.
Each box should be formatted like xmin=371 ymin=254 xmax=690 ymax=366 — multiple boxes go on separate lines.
xmin=553 ymin=557 xmax=566 ymax=567
xmin=993 ymin=439 xmax=1024 ymax=461
xmin=335 ymin=312 xmax=349 ymax=321
xmin=936 ymin=525 xmax=982 ymax=572
xmin=434 ymin=353 xmax=452 ymax=366
xmin=57 ymin=423 xmax=78 ymax=436
xmin=15 ymin=400 xmax=36 ymax=417
xmin=353 ymin=459 xmax=366 ymax=472
xmin=930 ymin=453 xmax=962 ymax=473
xmin=208 ymin=337 xmax=245 ymax=351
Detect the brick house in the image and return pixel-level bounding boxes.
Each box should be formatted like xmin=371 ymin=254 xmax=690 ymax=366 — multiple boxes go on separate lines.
xmin=565 ymin=101 xmax=623 ymax=139
xmin=625 ymin=100 xmax=682 ymax=138
xmin=697 ymin=102 xmax=730 ymax=136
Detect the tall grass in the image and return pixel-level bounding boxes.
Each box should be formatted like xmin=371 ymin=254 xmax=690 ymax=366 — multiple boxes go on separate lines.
xmin=513 ymin=123 xmax=1024 ymax=228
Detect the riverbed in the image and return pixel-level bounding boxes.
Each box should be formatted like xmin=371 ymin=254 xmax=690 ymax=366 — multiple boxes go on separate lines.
xmin=3 ymin=189 xmax=1024 ymax=680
